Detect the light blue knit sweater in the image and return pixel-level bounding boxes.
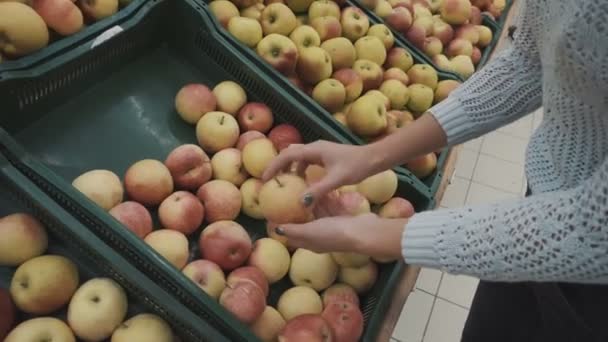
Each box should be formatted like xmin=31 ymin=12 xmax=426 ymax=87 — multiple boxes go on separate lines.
xmin=402 ymin=0 xmax=608 ymax=283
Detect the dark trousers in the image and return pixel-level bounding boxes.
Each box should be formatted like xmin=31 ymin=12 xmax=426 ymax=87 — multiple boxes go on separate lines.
xmin=461 ymin=188 xmax=608 ymax=342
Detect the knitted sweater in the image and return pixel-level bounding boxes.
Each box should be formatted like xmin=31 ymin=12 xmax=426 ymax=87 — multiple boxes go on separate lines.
xmin=402 ymin=0 xmax=608 ymax=284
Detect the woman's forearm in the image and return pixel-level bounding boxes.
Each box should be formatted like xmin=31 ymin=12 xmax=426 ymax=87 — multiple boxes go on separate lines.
xmin=364 ymin=113 xmax=448 ymax=174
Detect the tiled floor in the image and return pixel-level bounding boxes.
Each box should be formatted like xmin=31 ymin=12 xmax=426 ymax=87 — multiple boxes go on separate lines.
xmin=392 ymin=109 xmax=542 ymax=342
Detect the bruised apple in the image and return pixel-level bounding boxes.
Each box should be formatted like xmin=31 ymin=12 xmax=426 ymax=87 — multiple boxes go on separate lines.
xmin=259 ymin=174 xmax=311 ymax=224
xmin=199 ymin=220 xmax=253 ymax=271
xmin=227 ymin=266 xmax=269 ymax=297
xmin=109 ymin=201 xmax=153 ymax=239
xmin=322 ymin=301 xmax=364 ymax=342
xmin=322 ymin=283 xmax=360 ymax=307
xmin=164 ymin=144 xmax=212 ymax=191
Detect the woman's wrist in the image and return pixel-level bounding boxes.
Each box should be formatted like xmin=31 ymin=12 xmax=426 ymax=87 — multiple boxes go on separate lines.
xmin=349 ymin=215 xmax=407 ymax=260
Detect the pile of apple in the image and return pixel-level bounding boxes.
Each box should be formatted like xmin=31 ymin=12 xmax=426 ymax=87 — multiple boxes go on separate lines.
xmin=366 ymin=0 xmax=494 ymax=78
xmin=0 ymin=213 xmax=176 ymax=342
xmin=67 ymin=80 xmax=417 ymax=341
xmin=0 ymin=0 xmax=132 ymax=62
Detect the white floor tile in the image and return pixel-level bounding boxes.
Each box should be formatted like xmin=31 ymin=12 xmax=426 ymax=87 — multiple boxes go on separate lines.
xmin=454 ymin=149 xmax=478 ymax=180
xmin=440 ymin=177 xmax=470 ymax=208
xmin=437 ymin=274 xmax=479 ymax=308
xmin=416 ymin=268 xmax=443 ymax=295
xmin=465 ymin=182 xmax=520 ymax=206
xmin=423 ymin=299 xmax=470 ymax=342
xmin=393 ymin=290 xmax=435 ymax=342
xmin=463 ymin=137 xmax=484 ymax=152
xmin=480 ymin=131 xmax=529 ymax=165
xmin=472 ymin=154 xmax=524 ymax=193
xmin=497 ymin=115 xmax=533 ymax=139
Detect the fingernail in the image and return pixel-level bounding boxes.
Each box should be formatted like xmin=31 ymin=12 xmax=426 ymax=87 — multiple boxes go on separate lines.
xmin=275 ymin=227 xmax=285 ymax=236
xmin=302 ymin=193 xmax=314 ymax=207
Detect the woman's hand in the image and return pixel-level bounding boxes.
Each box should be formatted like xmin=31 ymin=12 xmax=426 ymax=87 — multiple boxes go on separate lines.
xmin=262 ymin=141 xmax=379 ymax=207
xmin=274 ymin=213 xmax=407 ymax=261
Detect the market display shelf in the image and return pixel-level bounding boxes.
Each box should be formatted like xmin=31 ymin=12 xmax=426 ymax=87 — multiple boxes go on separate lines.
xmin=0 ymin=0 xmax=434 ymax=340
xmin=0 ymin=0 xmax=149 ymax=75
xmin=0 ymin=154 xmax=228 ymax=342
xmin=198 ymin=0 xmax=459 ymax=197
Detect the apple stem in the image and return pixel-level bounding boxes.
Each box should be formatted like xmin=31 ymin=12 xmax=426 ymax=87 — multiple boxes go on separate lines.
xmin=219 ymin=115 xmax=225 ymax=125
xmin=274 ymin=177 xmax=283 ymax=187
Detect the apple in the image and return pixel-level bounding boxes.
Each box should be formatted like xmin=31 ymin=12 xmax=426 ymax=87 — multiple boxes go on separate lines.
xmin=0 ymin=288 xmax=15 ymax=340
xmin=259 ymin=174 xmax=312 ymax=224
xmin=365 ymin=89 xmax=391 ymax=110
xmin=449 ymin=55 xmax=475 ymax=79
xmin=111 ymin=314 xmax=173 ymax=342
xmin=357 ymin=169 xmax=398 ymax=204
xmin=251 ymin=306 xmax=286 ymax=342
xmin=231 ymin=0 xmax=258 ymax=10
xmin=144 ymin=229 xmax=189 ymax=270
xmin=423 ymin=36 xmax=443 ymax=57
xmin=374 ymin=0 xmax=392 ymax=18
xmin=228 ymin=16 xmax=264 ymax=47
xmin=196 ymin=111 xmax=240 ymax=153
xmin=227 ymin=266 xmax=269 ymax=297
xmin=67 ymin=278 xmax=128 ymax=341
xmin=476 ymin=24 xmax=493 ymax=47
xmin=220 ymin=281 xmax=266 ymax=324
xmin=310 ymin=16 xmax=342 ymax=42
xmin=405 ymin=152 xmax=437 ymax=178
xmin=261 ymin=3 xmax=297 ymax=35
xmin=237 ymin=178 xmax=263 ymax=219
xmin=241 ymin=3 xmax=265 ymax=20
xmin=471 ymin=46 xmax=482 ymax=65
xmin=334 ymin=112 xmax=347 ymax=125
xmin=164 ymin=144 xmax=212 ymax=191
xmin=0 ymin=2 xmax=49 ymax=58
xmin=78 ymin=0 xmax=118 ymax=20
xmin=212 ymin=148 xmax=249 ymax=186
xmin=321 ymin=37 xmax=356 ymax=70
xmin=158 ymin=191 xmax=204 ymax=235
xmin=237 ymin=131 xmax=266 ymax=150
xmin=257 ymin=34 xmax=299 ymax=75
xmin=327 ymin=190 xmax=371 ymax=216
xmin=285 ymin=0 xmax=313 ymax=13
xmin=386 ymin=7 xmax=412 ymax=34
xmin=471 ymin=0 xmax=490 ymax=8
xmin=197 ymin=179 xmax=242 ymax=222
xmin=248 ymin=237 xmax=291 ymax=284
xmin=407 ymin=83 xmax=434 ymax=113
xmin=386 ymin=110 xmax=414 ymax=134
xmin=289 ymin=25 xmax=321 ymax=51
xmin=332 ymin=68 xmax=363 ymax=103
xmin=174 ymin=84 xmax=216 ymax=125
xmin=312 ymin=78 xmax=346 ymax=113
xmin=390 ymin=0 xmax=413 ymax=11
xmin=405 ymin=21 xmax=427 ymax=49
xmin=308 ymin=0 xmax=340 ymax=20
xmin=322 ymin=301 xmax=364 ymax=342
xmin=354 ymin=36 xmax=386 ymax=66
xmin=289 ymin=248 xmax=338 ymax=291
xmin=367 ymin=24 xmax=394 ymax=50
xmin=434 ymin=79 xmax=461 ymax=103
xmin=209 ymin=0 xmax=239 ymax=28
xmin=213 ymin=81 xmax=247 ymax=115
xmin=440 ymin=0 xmax=471 ymax=24
xmin=4 ymin=317 xmax=75 ymax=342
xmin=383 ymin=67 xmax=409 ymax=85
xmin=11 ymin=255 xmax=79 ymax=314
xmin=340 ymin=7 xmax=369 ymax=42
xmin=347 ymin=94 xmax=388 ymax=137
xmin=378 ymin=197 xmax=415 ymax=218
xmin=384 ymin=47 xmax=414 ymax=72
xmin=413 ymin=16 xmax=433 ymax=33
xmin=268 ymin=124 xmax=303 ymax=151
xmin=338 ymin=262 xmax=378 ymax=294
xmin=278 ymin=314 xmax=333 ymax=342
xmin=242 ymin=138 xmax=278 ymax=179
xmin=0 ymin=213 xmax=48 ymax=266
xmin=431 ymin=18 xmax=454 ymax=45
xmin=455 ymin=23 xmax=480 ymax=44
xmin=296 ymin=46 xmax=333 ymax=85
xmin=446 ymin=38 xmax=474 ymax=58
xmin=277 ymin=286 xmax=323 ymax=320
xmin=183 ymin=259 xmax=226 ymax=299
xmin=124 ymin=159 xmax=173 ymax=206
xmin=407 ymin=64 xmax=438 ymax=89
xmin=432 ymin=53 xmax=451 ymax=70
xmin=199 ymin=220 xmax=253 ymax=271
xmin=322 ymin=283 xmax=360 ymax=307
xmin=379 ymin=79 xmax=410 ymax=110
xmin=352 ymin=59 xmax=383 ymax=92
xmin=72 ymin=169 xmax=123 ymax=211
xmin=359 ymin=0 xmax=378 ymax=9
xmin=469 ymin=5 xmax=482 ymax=24
xmin=109 ymin=201 xmax=153 ymax=239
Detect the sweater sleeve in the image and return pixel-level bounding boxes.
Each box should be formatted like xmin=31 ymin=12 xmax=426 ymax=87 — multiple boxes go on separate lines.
xmin=402 ymin=156 xmax=608 ymax=284
xmin=430 ymin=1 xmax=543 ymax=146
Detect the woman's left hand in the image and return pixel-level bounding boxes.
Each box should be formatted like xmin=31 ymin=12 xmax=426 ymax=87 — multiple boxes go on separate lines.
xmin=274 ymin=213 xmax=407 ymax=261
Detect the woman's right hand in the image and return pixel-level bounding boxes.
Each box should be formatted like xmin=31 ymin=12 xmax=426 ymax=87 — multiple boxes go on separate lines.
xmin=261 ymin=140 xmax=376 ymax=207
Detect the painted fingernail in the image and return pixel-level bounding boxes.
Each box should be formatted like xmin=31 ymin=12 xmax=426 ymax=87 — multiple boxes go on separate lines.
xmin=302 ymin=193 xmax=314 ymax=207
xmin=275 ymin=227 xmax=285 ymax=236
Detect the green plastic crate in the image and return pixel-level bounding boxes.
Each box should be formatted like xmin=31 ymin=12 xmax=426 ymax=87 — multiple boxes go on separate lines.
xmin=0 ymin=0 xmax=149 ymax=74
xmin=0 ymin=154 xmax=228 ymax=342
xmin=0 ymin=0 xmax=434 ymax=340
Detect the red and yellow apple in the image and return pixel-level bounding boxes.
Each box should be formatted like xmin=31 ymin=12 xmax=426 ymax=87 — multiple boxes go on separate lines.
xmin=199 ymin=220 xmax=253 ymax=271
